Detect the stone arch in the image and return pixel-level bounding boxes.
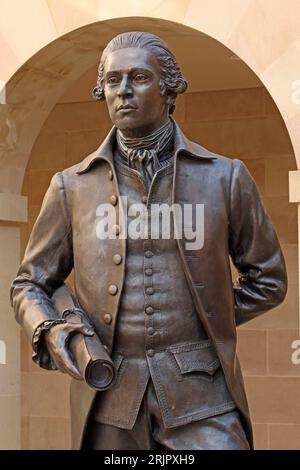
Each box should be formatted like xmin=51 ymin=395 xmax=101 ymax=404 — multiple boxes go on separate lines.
xmin=0 ymin=12 xmax=299 ymax=450
xmin=2 ymin=16 xmax=298 ymax=196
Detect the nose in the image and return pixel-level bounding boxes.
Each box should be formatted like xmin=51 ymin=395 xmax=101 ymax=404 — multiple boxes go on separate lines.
xmin=117 ymin=75 xmax=133 ymax=98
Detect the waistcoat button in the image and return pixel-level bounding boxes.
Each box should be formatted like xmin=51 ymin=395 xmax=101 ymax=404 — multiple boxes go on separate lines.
xmin=145 ymin=268 xmax=153 ymax=276
xmin=147 ymin=349 xmax=155 ymax=357
xmin=113 ymin=253 xmax=122 ymax=265
xmin=146 ymin=287 xmax=154 ymax=295
xmin=110 ymin=195 xmax=118 ymax=206
xmin=147 ymin=327 xmax=155 ymax=335
xmin=145 ymin=306 xmax=154 ymax=315
xmin=145 ymin=250 xmax=153 ymax=258
xmin=108 ymin=284 xmax=118 ymax=295
xmin=108 ymin=170 xmax=113 ymax=180
xmin=104 ymin=313 xmax=112 ymax=325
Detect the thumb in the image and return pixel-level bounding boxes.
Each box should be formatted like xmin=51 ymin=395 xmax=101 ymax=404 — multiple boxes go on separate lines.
xmin=66 ymin=322 xmax=94 ymax=337
xmin=83 ymin=328 xmax=94 ymax=336
xmin=77 ymin=323 xmax=94 ymax=336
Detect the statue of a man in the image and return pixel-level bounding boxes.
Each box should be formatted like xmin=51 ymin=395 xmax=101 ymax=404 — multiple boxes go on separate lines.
xmin=11 ymin=32 xmax=287 ymax=450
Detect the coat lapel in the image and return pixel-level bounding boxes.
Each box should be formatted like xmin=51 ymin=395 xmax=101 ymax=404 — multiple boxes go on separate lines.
xmin=75 ymin=119 xmax=217 ymax=176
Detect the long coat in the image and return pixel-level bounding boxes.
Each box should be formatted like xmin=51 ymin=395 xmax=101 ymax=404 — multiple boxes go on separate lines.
xmin=11 ymin=121 xmax=287 ymax=449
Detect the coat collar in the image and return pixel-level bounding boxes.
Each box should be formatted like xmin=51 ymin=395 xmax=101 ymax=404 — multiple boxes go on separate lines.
xmin=76 ymin=118 xmax=217 ymax=174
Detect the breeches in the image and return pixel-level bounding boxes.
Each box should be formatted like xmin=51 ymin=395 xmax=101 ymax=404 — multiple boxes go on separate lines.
xmin=82 ymin=379 xmax=250 ymax=450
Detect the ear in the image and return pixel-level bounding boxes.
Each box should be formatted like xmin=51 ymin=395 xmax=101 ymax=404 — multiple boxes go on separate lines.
xmin=165 ymin=92 xmax=176 ymax=113
xmin=165 ymin=93 xmax=173 ymax=106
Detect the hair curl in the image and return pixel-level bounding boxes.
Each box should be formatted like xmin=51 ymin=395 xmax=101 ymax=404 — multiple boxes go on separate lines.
xmin=92 ymin=31 xmax=187 ymax=114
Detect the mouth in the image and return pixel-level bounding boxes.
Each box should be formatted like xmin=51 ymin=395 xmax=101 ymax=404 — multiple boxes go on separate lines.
xmin=117 ymin=104 xmax=137 ymax=111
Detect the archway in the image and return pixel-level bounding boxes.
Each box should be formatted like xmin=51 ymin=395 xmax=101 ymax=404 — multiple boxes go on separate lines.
xmin=0 ymin=15 xmax=299 ymax=450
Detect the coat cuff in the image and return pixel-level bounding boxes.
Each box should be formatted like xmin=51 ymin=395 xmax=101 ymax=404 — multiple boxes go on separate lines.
xmin=32 ymin=318 xmax=67 ymax=370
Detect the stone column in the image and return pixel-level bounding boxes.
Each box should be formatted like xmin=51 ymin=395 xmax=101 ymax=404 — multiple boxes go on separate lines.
xmin=0 ymin=193 xmax=27 ymax=449
xmin=289 ymin=170 xmax=300 ymax=331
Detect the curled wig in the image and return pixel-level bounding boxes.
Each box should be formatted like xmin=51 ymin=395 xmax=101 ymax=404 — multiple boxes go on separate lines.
xmin=92 ymin=31 xmax=188 ymax=114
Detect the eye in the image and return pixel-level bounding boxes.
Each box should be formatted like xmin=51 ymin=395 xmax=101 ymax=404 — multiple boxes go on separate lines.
xmin=107 ymin=76 xmax=120 ymax=85
xmin=134 ymin=73 xmax=148 ymax=82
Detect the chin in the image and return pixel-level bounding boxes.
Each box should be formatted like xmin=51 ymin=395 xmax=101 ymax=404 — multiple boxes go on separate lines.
xmin=115 ymin=118 xmax=140 ymax=132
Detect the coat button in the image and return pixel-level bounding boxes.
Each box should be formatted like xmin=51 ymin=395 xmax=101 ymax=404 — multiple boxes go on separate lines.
xmin=145 ymin=306 xmax=154 ymax=315
xmin=110 ymin=195 xmax=118 ymax=206
xmin=113 ymin=253 xmax=122 ymax=265
xmin=104 ymin=313 xmax=112 ymax=325
xmin=141 ymin=195 xmax=147 ymax=204
xmin=108 ymin=284 xmax=118 ymax=295
xmin=144 ymin=250 xmax=153 ymax=258
xmin=146 ymin=287 xmax=154 ymax=295
xmin=145 ymin=268 xmax=153 ymax=276
xmin=147 ymin=327 xmax=155 ymax=335
xmin=112 ymin=224 xmax=120 ymax=236
xmin=108 ymin=170 xmax=113 ymax=180
xmin=147 ymin=349 xmax=155 ymax=357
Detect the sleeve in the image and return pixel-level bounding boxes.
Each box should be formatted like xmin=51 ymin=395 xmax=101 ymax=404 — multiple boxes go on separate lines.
xmin=32 ymin=318 xmax=67 ymax=370
xmin=10 ymin=171 xmax=74 ymax=368
xmin=228 ymin=159 xmax=288 ymax=326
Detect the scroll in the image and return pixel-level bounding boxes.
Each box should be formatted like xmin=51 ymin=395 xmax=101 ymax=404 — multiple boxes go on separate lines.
xmin=51 ymin=284 xmax=116 ymax=391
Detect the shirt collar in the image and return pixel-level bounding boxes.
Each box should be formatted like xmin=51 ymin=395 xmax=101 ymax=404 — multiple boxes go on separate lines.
xmin=76 ymin=118 xmax=217 ymax=175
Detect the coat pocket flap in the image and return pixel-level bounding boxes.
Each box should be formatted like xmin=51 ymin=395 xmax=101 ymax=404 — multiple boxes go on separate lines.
xmin=171 ymin=341 xmax=220 ymax=376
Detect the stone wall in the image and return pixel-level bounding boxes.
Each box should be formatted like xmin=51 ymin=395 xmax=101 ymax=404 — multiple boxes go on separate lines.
xmin=20 ymin=87 xmax=298 ymax=449
xmin=0 ymin=223 xmax=21 ymax=449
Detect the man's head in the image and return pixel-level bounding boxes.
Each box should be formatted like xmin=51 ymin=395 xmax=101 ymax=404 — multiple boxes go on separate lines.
xmin=93 ymin=32 xmax=187 ymax=137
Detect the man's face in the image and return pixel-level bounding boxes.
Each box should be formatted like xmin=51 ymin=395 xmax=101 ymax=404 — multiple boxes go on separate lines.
xmin=103 ymin=47 xmax=169 ymax=137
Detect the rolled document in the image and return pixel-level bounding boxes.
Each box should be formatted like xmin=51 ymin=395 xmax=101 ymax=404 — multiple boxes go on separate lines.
xmin=51 ymin=284 xmax=116 ymax=391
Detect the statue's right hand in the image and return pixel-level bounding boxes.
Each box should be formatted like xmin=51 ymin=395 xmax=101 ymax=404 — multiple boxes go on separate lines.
xmin=44 ymin=322 xmax=94 ymax=380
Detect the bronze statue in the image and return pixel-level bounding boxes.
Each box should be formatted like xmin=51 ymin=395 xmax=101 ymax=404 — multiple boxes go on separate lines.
xmin=10 ymin=32 xmax=288 ymax=450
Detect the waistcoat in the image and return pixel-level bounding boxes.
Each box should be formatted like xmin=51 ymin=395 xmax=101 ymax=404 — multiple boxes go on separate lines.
xmin=91 ymin=151 xmax=235 ymax=429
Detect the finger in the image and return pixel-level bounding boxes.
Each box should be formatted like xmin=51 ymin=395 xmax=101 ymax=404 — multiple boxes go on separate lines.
xmin=55 ymin=350 xmax=82 ymax=380
xmin=61 ymin=360 xmax=82 ymax=380
xmin=82 ymin=327 xmax=94 ymax=337
xmin=67 ymin=323 xmax=94 ymax=337
xmin=64 ymin=362 xmax=82 ymax=380
xmin=49 ymin=354 xmax=65 ymax=374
